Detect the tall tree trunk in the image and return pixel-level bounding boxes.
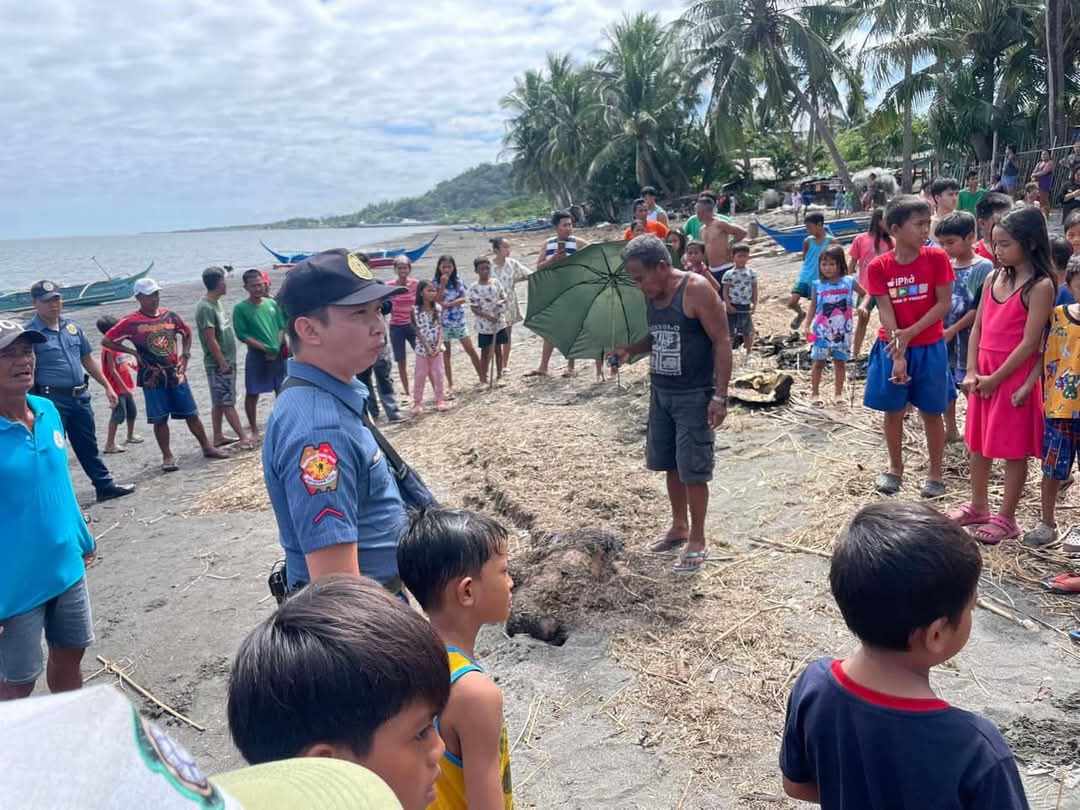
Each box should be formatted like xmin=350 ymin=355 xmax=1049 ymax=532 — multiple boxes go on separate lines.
xmin=789 ymin=78 xmax=854 ymax=191
xmin=901 ymin=52 xmax=914 ymax=192
xmin=1047 ymin=0 xmax=1065 ymax=146
xmin=806 ymin=89 xmax=817 ymax=175
xmin=639 ymin=139 xmax=673 ymax=195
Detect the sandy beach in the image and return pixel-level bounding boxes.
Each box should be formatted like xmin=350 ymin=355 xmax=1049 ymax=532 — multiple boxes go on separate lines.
xmin=46 ymin=224 xmax=1080 ymax=808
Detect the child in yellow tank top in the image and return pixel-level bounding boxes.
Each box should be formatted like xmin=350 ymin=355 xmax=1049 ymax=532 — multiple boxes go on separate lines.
xmin=1024 ymin=266 xmax=1080 ymax=552
xmin=397 ymin=509 xmax=516 ymax=810
xmin=430 ymin=647 xmax=513 ymax=810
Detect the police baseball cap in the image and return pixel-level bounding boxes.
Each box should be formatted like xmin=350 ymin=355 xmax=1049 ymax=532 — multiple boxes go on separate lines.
xmin=697 ymin=191 xmax=717 ymax=204
xmin=276 ymin=249 xmax=406 ymax=318
xmin=30 ymin=280 xmax=62 ymax=301
xmin=0 ymin=320 xmax=46 ymax=351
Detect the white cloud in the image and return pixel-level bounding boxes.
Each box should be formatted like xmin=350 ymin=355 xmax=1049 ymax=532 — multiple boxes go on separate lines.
xmin=0 ymin=0 xmax=674 ymax=238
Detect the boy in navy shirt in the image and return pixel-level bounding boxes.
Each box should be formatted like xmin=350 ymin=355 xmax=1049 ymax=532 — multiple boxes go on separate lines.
xmin=780 ymin=502 xmax=1029 ymax=809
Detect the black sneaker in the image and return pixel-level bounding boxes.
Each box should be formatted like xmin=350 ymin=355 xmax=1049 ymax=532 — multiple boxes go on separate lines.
xmin=96 ymin=484 xmax=136 ymax=503
xmin=386 ymin=412 xmax=402 ymax=422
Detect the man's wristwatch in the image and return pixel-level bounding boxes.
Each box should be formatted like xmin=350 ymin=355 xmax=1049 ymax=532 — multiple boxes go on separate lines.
xmin=712 ymin=394 xmax=728 ymax=405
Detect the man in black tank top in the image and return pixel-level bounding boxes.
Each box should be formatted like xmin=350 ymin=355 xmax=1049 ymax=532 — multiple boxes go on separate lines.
xmin=609 ymin=235 xmax=732 ymax=575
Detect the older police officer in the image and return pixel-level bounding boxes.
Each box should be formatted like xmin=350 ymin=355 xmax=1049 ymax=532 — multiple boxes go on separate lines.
xmin=263 ymin=250 xmax=408 ymax=593
xmin=27 ymin=281 xmax=134 ymax=502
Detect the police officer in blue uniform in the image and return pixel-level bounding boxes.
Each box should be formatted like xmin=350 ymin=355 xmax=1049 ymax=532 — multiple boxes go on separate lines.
xmin=27 ymin=280 xmax=134 ymax=503
xmin=263 ymin=250 xmax=408 ymax=593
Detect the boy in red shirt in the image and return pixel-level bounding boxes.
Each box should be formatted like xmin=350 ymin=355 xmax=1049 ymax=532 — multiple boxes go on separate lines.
xmin=102 ymin=278 xmax=228 ymax=472
xmin=96 ymin=316 xmax=142 ymax=453
xmin=864 ymin=196 xmax=953 ymax=497
xmin=973 ymin=192 xmax=1012 ymax=265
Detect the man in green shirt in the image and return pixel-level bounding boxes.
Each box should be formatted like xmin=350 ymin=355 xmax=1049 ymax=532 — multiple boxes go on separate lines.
xmin=957 ymin=171 xmax=986 ymax=215
xmin=196 ymin=267 xmax=253 ymax=450
xmin=233 ymin=268 xmax=287 ymax=439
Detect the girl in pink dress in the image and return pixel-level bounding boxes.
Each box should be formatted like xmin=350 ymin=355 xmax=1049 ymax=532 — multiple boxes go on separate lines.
xmin=850 ymin=208 xmax=894 ymax=358
xmin=949 ymin=208 xmax=1055 ymax=543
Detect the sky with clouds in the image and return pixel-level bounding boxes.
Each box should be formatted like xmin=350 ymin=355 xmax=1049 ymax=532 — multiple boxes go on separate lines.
xmin=1 ymin=0 xmax=674 ymax=239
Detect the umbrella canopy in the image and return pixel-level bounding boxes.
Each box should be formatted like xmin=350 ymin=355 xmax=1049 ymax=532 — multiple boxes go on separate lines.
xmin=524 ymin=241 xmax=648 ymax=361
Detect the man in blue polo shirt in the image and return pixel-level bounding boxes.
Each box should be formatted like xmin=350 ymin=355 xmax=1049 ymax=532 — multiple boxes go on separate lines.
xmin=0 ymin=321 xmax=97 ymax=701
xmin=27 ymin=280 xmax=134 ymax=502
xmin=263 ymin=249 xmax=408 ymax=593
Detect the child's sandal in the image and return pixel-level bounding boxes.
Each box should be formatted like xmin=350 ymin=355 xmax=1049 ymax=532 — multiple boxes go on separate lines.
xmin=969 ymin=514 xmax=1020 ymax=546
xmin=945 ymin=501 xmax=991 ymax=527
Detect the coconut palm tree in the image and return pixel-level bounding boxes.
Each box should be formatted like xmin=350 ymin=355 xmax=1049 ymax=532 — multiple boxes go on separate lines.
xmin=588 ymin=12 xmax=689 ymax=194
xmin=681 ymin=0 xmax=857 ymax=190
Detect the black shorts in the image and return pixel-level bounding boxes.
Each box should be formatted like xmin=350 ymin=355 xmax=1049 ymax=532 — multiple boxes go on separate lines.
xmin=478 ymin=328 xmax=510 ymax=349
xmin=645 ymin=386 xmax=715 ymax=483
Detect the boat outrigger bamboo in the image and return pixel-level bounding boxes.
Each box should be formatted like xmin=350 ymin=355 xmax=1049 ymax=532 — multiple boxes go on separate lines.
xmin=0 ymin=261 xmax=154 ymax=312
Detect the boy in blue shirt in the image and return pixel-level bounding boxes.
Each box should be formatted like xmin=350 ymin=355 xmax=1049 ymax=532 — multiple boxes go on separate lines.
xmin=786 ymin=212 xmax=833 ymax=330
xmin=934 ymin=211 xmax=993 ymax=442
xmin=1050 ymin=236 xmax=1075 ymax=307
xmin=781 ymin=501 xmax=1029 ymax=809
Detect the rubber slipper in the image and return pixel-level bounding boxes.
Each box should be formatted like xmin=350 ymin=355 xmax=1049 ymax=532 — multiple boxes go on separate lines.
xmin=103 ymin=447 xmax=126 ymax=454
xmin=214 ymin=436 xmax=240 ymax=447
xmin=1069 ymin=629 xmax=1080 ymax=644
xmin=161 ymin=462 xmax=180 ymax=473
xmin=969 ymin=514 xmax=1020 ymax=546
xmin=945 ymin=502 xmax=992 ymax=527
xmin=649 ymin=536 xmax=688 ymax=554
xmin=1041 ymin=574 xmax=1080 ymax=594
xmin=125 ymin=436 xmax=144 ymax=444
xmin=874 ymin=472 xmax=902 ymax=495
xmin=1022 ymin=522 xmax=1058 ymax=548
xmin=920 ymin=480 xmax=946 ymax=499
xmin=673 ymin=550 xmax=708 ymax=576
xmin=1062 ymin=526 xmax=1080 ymax=554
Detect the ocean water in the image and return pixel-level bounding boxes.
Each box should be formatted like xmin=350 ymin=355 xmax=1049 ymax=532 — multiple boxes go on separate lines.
xmin=0 ymin=225 xmax=443 ymax=292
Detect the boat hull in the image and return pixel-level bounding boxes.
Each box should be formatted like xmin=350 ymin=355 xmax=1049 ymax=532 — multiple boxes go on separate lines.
xmin=758 ymin=217 xmax=869 ymax=253
xmin=260 ymin=234 xmax=439 ymax=268
xmin=0 ymin=263 xmax=154 ymax=312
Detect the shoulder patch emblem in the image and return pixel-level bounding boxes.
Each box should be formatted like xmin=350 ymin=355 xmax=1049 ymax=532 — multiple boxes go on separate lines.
xmin=53 ymin=430 xmax=65 ymax=449
xmin=300 ymin=442 xmax=339 ymax=494
xmin=65 ymin=323 xmax=79 ymax=335
xmin=347 ymin=252 xmax=374 ymax=280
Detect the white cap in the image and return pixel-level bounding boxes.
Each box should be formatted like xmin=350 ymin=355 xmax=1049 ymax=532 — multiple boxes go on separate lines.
xmin=133 ymin=278 xmax=161 ymax=297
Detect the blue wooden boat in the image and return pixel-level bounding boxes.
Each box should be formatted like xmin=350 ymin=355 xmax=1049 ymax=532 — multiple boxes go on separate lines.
xmin=260 ymin=234 xmax=439 ymax=267
xmin=0 ymin=262 xmax=154 ymax=312
xmin=757 ymin=217 xmax=870 ymax=253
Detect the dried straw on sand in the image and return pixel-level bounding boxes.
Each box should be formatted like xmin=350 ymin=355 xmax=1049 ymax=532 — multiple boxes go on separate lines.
xmin=192 ymin=239 xmax=1080 ymax=800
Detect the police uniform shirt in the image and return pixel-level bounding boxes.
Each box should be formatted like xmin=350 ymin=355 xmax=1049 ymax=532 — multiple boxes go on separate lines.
xmin=27 ymin=314 xmax=92 ymax=391
xmin=262 ymin=359 xmax=406 ymax=589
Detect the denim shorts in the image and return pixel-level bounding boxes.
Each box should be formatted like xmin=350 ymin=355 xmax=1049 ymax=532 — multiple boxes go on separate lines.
xmin=207 ymin=367 xmax=237 ymax=407
xmin=863 ymin=338 xmax=949 ymax=415
xmin=143 ymin=380 xmax=199 ymax=425
xmin=646 ymin=386 xmax=715 ymax=483
xmin=0 ymin=578 xmax=94 ymax=685
xmin=110 ymin=392 xmax=137 ymax=425
xmin=810 ymin=343 xmax=851 ymax=362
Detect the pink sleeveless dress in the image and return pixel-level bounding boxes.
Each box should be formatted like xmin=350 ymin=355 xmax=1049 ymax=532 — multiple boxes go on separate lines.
xmin=964 ymin=281 xmax=1044 ymax=459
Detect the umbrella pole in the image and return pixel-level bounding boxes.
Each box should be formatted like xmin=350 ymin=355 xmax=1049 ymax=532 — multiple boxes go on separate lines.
xmin=488 ymin=343 xmax=496 ymax=391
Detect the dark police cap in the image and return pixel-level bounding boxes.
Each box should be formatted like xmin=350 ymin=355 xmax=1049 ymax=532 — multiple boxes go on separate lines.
xmin=30 ymin=280 xmax=62 ymax=301
xmin=276 ymin=249 xmax=406 ymax=319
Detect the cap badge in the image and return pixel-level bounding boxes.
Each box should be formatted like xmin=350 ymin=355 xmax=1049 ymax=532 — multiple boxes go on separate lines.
xmin=66 ymin=323 xmax=79 ymax=335
xmin=42 ymin=282 xmax=56 ymax=292
xmin=347 ymin=253 xmax=374 ymax=280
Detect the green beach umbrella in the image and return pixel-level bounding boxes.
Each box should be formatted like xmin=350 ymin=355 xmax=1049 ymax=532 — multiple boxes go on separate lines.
xmin=524 ymin=241 xmax=648 ymax=361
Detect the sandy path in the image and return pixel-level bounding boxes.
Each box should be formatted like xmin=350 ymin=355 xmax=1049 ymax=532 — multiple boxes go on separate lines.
xmin=39 ymin=227 xmax=1080 ymax=808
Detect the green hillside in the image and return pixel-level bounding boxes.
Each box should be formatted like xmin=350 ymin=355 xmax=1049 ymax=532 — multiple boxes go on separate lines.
xmin=264 ymin=163 xmax=547 ymax=229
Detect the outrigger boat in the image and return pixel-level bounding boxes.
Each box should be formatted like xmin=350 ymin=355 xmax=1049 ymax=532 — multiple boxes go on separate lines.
xmin=454 ymin=218 xmax=550 ymax=233
xmin=259 ymin=234 xmax=439 ymax=268
xmin=0 ymin=262 xmax=154 ymax=312
xmin=756 ymin=216 xmax=870 ymax=253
